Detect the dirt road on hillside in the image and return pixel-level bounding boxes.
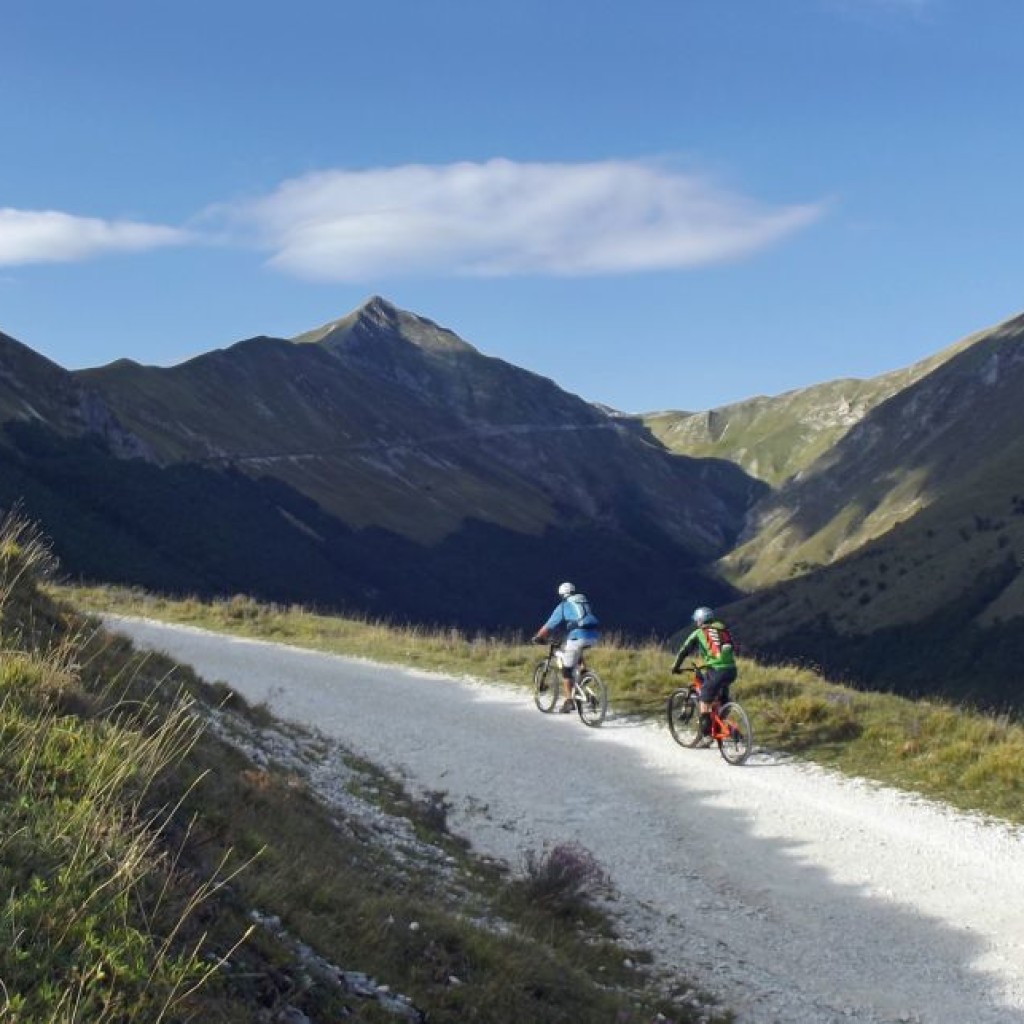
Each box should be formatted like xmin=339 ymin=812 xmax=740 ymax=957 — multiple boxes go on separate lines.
xmin=105 ymin=615 xmax=1024 ymax=1024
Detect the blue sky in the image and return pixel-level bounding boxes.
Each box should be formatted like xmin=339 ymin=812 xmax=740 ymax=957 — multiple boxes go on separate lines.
xmin=2 ymin=0 xmax=1022 ymax=413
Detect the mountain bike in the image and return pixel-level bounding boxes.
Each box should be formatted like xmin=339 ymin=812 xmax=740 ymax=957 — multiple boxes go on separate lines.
xmin=533 ymin=642 xmax=608 ymax=727
xmin=666 ymin=662 xmax=752 ymax=764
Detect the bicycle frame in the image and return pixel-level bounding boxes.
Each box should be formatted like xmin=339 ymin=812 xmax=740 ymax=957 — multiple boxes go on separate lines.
xmin=542 ymin=642 xmax=587 ymax=687
xmin=667 ymin=662 xmax=752 ymax=764
xmin=689 ymin=673 xmax=730 ymax=740
xmin=532 ymin=641 xmax=608 ymax=726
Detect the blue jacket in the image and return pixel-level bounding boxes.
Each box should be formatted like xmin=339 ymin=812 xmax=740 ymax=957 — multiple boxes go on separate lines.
xmin=542 ymin=593 xmax=600 ymax=643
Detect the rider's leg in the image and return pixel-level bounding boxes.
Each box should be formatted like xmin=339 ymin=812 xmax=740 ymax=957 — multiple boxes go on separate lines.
xmin=557 ymin=641 xmax=582 ymax=711
xmin=715 ymin=667 xmax=738 ymax=719
xmin=698 ymin=707 xmax=713 ymax=737
xmin=700 ymin=668 xmax=727 ymax=736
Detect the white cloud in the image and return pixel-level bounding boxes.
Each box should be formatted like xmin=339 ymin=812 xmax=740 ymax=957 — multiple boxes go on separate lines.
xmin=219 ymin=159 xmax=826 ymax=281
xmin=0 ymin=208 xmax=188 ymax=266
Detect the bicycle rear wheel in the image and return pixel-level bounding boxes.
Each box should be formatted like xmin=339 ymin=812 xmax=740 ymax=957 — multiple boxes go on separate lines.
xmin=533 ymin=659 xmax=559 ymax=713
xmin=667 ymin=688 xmax=702 ymax=747
xmin=717 ymin=702 xmax=753 ymax=765
xmin=576 ymin=671 xmax=608 ymax=727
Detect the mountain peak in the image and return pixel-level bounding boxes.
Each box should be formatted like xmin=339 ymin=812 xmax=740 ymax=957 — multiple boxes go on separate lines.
xmin=293 ymin=297 xmax=477 ymax=357
xmin=359 ymin=294 xmax=400 ymax=322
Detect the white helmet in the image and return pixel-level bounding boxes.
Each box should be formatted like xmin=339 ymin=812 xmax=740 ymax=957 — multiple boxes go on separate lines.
xmin=558 ymin=581 xmax=575 ymax=598
xmin=692 ymin=606 xmax=714 ymax=626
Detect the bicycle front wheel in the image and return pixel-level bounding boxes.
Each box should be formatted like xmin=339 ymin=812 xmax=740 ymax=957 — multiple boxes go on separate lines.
xmin=667 ymin=688 xmax=702 ymax=747
xmin=533 ymin=659 xmax=559 ymax=713
xmin=576 ymin=671 xmax=608 ymax=727
xmin=717 ymin=702 xmax=753 ymax=765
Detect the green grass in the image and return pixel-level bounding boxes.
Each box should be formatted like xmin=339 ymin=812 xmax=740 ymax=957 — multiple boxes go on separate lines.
xmin=0 ymin=522 xmax=230 ymax=1022
xmin=1 ymin=516 xmax=726 ymax=1023
xmin=61 ymin=582 xmax=1024 ymax=829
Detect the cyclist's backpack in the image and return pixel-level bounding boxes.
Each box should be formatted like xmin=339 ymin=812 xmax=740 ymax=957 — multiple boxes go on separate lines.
xmin=701 ymin=624 xmax=733 ymax=658
xmin=567 ymin=593 xmax=599 ymax=628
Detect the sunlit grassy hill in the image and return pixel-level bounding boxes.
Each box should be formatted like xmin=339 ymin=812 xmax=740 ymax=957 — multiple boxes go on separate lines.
xmin=711 ymin=314 xmax=1024 ymax=699
xmin=641 ymin=339 xmax=961 ymax=490
xmin=634 ymin=311 xmax=1024 ymax=699
xmin=721 ymin=313 xmax=1024 ymax=586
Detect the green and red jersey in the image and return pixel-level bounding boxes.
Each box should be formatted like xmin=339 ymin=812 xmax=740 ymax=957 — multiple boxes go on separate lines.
xmin=677 ymin=619 xmax=736 ymax=670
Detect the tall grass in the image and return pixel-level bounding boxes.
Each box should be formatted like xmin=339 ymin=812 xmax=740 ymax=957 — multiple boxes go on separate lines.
xmin=0 ymin=515 xmax=244 ymax=1022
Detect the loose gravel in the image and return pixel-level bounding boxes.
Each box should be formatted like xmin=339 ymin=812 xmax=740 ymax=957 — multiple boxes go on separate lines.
xmin=106 ymin=616 xmax=1024 ymax=1024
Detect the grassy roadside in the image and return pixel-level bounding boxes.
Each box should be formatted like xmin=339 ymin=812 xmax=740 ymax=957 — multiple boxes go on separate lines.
xmin=61 ymin=583 xmax=1024 ymax=828
xmin=1 ymin=516 xmax=727 ymax=1023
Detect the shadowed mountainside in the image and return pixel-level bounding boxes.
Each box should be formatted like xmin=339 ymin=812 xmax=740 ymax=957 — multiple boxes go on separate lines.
xmin=717 ymin=313 xmax=1024 ymax=704
xmin=0 ymin=301 xmax=765 ymax=635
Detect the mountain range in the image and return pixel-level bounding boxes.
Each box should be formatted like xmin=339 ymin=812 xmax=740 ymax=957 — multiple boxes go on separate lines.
xmin=648 ymin=311 xmax=1024 ymax=705
xmin=3 ymin=297 xmax=1023 ymax=706
xmin=0 ymin=298 xmax=761 ymax=635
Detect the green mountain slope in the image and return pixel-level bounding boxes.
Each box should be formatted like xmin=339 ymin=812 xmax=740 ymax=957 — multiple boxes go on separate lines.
xmin=720 ymin=311 xmax=1024 ymax=591
xmin=642 ymin=334 xmax=973 ymax=489
xmin=723 ymin=313 xmax=1024 ymax=703
xmin=11 ymin=292 xmax=1024 ymax=701
xmin=0 ymin=329 xmax=150 ymax=458
xmin=76 ymin=297 xmax=763 ymax=557
xmin=0 ymin=300 xmax=765 ymax=635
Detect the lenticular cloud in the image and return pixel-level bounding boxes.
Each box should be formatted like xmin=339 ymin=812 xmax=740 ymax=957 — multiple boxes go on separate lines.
xmin=227 ymin=159 xmax=825 ymax=281
xmin=0 ymin=209 xmax=187 ymax=266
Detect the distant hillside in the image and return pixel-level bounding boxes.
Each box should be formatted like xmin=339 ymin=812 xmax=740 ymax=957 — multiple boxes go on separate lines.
xmin=0 ymin=300 xmax=765 ymax=635
xmin=720 ymin=311 xmax=1024 ymax=590
xmin=723 ymin=312 xmax=1024 ymax=705
xmin=0 ymin=329 xmax=151 ymax=459
xmin=642 ymin=335 xmax=972 ymax=489
xmin=76 ymin=297 xmax=761 ymax=555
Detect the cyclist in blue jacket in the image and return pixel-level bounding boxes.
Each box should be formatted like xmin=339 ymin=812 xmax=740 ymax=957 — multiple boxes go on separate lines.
xmin=532 ymin=581 xmax=601 ymax=712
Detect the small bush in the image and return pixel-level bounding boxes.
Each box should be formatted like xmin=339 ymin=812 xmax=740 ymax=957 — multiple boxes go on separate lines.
xmin=521 ymin=842 xmax=611 ymax=917
xmin=414 ymin=789 xmax=453 ymax=834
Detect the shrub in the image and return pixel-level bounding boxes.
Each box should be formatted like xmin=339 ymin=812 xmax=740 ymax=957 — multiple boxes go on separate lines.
xmin=414 ymin=789 xmax=453 ymax=834
xmin=521 ymin=842 xmax=610 ymax=917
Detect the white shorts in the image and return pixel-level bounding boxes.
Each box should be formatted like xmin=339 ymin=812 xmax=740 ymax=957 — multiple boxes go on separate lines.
xmin=556 ymin=637 xmax=592 ymax=670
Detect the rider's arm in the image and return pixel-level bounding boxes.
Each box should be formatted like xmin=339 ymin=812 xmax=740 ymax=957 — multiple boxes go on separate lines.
xmin=670 ymin=628 xmax=700 ymax=672
xmin=533 ymin=603 xmax=566 ymax=642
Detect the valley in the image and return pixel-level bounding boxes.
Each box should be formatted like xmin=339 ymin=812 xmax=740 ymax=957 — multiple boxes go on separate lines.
xmin=2 ymin=298 xmax=1024 ymax=706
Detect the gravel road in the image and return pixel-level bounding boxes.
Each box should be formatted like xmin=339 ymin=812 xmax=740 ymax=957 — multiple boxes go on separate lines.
xmin=106 ymin=615 xmax=1024 ymax=1024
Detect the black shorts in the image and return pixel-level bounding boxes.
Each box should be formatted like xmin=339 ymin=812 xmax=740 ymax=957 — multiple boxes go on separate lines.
xmin=699 ymin=665 xmax=737 ymax=705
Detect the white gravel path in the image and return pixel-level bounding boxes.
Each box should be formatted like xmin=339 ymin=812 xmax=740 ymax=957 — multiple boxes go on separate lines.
xmin=105 ymin=615 xmax=1024 ymax=1024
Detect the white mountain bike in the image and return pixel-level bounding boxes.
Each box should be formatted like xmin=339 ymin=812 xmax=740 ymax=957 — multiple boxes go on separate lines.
xmin=532 ymin=642 xmax=608 ymax=727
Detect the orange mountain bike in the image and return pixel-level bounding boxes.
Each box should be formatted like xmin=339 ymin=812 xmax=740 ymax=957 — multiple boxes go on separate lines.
xmin=666 ymin=662 xmax=753 ymax=765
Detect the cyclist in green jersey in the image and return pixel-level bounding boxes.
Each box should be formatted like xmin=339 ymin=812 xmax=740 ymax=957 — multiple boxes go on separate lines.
xmin=671 ymin=606 xmax=738 ymax=740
